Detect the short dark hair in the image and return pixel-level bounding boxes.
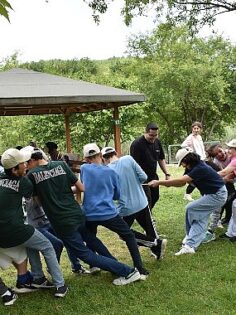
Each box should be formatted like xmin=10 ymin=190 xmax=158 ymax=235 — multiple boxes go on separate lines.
xmin=206 ymin=144 xmax=221 ymax=158
xmin=103 ymin=151 xmax=117 ymax=160
xmin=45 ymin=142 xmax=58 ymax=151
xmin=146 ymin=122 xmax=158 ymax=132
xmin=4 ymin=164 xmax=20 ymax=176
xmin=31 ymin=150 xmax=43 ymax=160
xmin=181 ymin=152 xmax=201 ymax=168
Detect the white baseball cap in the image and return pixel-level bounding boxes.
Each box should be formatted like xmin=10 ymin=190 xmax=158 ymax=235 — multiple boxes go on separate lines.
xmin=226 ymin=139 xmax=236 ymax=148
xmin=176 ymin=147 xmax=194 ymax=166
xmin=1 ymin=148 xmax=32 ymax=169
xmin=20 ymin=146 xmax=48 ymax=161
xmin=101 ymin=147 xmax=116 ymax=157
xmin=83 ymin=143 xmax=100 ymax=158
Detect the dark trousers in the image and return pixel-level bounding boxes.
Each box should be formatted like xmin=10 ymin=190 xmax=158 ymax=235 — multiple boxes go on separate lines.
xmin=0 ymin=278 xmax=8 ymax=296
xmin=60 ymin=225 xmax=132 ymax=277
xmin=123 ymin=206 xmax=158 ymax=248
xmin=221 ymin=183 xmax=236 ymax=222
xmin=143 ymin=175 xmax=159 ymax=209
xmin=86 ymin=215 xmax=144 ymax=272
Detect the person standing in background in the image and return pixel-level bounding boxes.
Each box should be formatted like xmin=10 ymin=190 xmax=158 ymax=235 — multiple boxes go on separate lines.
xmin=181 ymin=121 xmax=206 ymax=201
xmin=130 ymin=122 xmax=170 ymax=210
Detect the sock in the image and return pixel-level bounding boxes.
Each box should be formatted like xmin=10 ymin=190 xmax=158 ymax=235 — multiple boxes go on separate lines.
xmin=17 ymin=271 xmax=33 ymax=285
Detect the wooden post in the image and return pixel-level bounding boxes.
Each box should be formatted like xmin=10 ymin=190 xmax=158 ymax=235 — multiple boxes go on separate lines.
xmin=64 ymin=113 xmax=72 ymax=153
xmin=113 ymin=106 xmax=121 ymax=155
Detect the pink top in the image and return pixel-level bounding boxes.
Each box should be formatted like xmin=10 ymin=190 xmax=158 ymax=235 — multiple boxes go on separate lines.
xmin=228 ymin=156 xmax=236 ymax=176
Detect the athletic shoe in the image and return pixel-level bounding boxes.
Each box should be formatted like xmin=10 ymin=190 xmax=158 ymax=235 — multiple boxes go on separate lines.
xmin=139 ymin=268 xmax=149 ymax=281
xmin=202 ymin=231 xmax=216 ymax=244
xmin=217 ymin=220 xmax=224 ymax=229
xmin=183 ymin=194 xmax=194 ymax=201
xmin=219 ymin=233 xmax=231 ymax=239
xmin=175 ymin=245 xmax=195 ymax=256
xmin=151 ymin=239 xmax=167 ymax=259
xmin=31 ymin=276 xmax=54 ymax=289
xmin=113 ymin=268 xmax=141 ymax=286
xmin=89 ymin=267 xmax=101 ymax=274
xmin=182 ymin=235 xmax=188 ymax=246
xmin=229 ymin=236 xmax=236 ymax=242
xmin=72 ymin=265 xmax=91 ymax=275
xmin=14 ymin=282 xmax=38 ymax=293
xmin=54 ymin=285 xmax=68 ymax=298
xmin=2 ymin=290 xmax=17 ymax=306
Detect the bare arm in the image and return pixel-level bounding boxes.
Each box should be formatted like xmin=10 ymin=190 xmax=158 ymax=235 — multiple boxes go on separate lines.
xmin=218 ymin=165 xmax=236 ymax=177
xmin=158 ymin=159 xmax=170 ymax=178
xmin=72 ymin=180 xmax=85 ymax=193
xmin=148 ymin=175 xmax=192 ymax=188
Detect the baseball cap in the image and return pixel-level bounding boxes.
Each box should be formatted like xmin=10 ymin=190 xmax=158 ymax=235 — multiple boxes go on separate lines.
xmin=226 ymin=139 xmax=236 ymax=148
xmin=20 ymin=146 xmax=48 ymax=161
xmin=146 ymin=122 xmax=158 ymax=132
xmin=175 ymin=147 xmax=193 ymax=166
xmin=101 ymin=147 xmax=116 ymax=157
xmin=83 ymin=143 xmax=100 ymax=158
xmin=1 ymin=148 xmax=32 ymax=169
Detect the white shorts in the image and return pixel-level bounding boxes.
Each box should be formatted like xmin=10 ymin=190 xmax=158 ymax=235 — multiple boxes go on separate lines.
xmin=0 ymin=246 xmax=27 ymax=270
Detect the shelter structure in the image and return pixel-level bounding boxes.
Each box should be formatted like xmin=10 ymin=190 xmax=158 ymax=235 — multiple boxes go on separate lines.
xmin=0 ymin=68 xmax=145 ymax=154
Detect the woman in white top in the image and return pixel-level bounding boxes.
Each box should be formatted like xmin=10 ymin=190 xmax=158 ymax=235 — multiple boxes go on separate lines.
xmin=181 ymin=121 xmax=206 ymax=201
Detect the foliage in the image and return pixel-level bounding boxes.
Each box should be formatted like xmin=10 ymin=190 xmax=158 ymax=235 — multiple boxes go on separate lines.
xmin=86 ymin=0 xmax=236 ymax=30
xmin=127 ymin=24 xmax=236 ymax=144
xmin=0 ymin=0 xmax=12 ymax=21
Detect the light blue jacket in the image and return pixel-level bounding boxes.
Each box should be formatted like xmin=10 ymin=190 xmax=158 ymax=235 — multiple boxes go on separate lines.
xmin=108 ymin=155 xmax=148 ymax=216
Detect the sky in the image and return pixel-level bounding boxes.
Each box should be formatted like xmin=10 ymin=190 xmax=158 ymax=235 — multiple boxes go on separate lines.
xmin=0 ymin=0 xmax=235 ymax=62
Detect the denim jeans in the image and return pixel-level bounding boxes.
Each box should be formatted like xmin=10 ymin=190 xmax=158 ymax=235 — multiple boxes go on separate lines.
xmin=60 ymin=225 xmax=133 ymax=277
xmin=86 ymin=215 xmax=144 ymax=272
xmin=23 ymin=229 xmax=64 ymax=287
xmin=185 ymin=186 xmax=227 ymax=249
xmin=38 ymin=223 xmax=81 ymax=271
xmin=226 ymin=199 xmax=236 ymax=237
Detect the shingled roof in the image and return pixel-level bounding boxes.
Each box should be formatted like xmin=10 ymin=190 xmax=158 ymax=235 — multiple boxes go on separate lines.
xmin=0 ymin=68 xmax=145 ymax=116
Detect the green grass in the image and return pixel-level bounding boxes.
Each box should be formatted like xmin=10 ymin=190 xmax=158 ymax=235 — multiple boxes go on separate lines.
xmin=1 ymin=165 xmax=236 ymax=315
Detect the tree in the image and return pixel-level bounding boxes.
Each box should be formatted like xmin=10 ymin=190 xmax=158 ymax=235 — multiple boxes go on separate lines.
xmin=87 ymin=0 xmax=236 ymax=30
xmin=127 ymin=24 xmax=236 ymax=144
xmin=0 ymin=0 xmax=12 ymax=21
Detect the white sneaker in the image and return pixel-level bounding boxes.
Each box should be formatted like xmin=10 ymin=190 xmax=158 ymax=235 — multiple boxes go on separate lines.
xmin=175 ymin=245 xmax=195 ymax=256
xmin=182 ymin=235 xmax=188 ymax=245
xmin=217 ymin=220 xmax=224 ymax=229
xmin=183 ymin=194 xmax=194 ymax=202
xmin=89 ymin=267 xmax=101 ymax=274
xmin=113 ymin=268 xmax=141 ymax=286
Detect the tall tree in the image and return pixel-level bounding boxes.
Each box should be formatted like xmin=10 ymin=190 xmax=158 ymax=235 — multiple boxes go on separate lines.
xmin=128 ymin=24 xmax=235 ymax=143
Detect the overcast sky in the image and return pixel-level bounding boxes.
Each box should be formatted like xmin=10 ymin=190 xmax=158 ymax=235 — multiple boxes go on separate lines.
xmin=0 ymin=0 xmax=235 ymax=62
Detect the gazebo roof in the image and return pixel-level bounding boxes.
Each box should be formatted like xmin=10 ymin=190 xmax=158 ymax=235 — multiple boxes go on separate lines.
xmin=0 ymin=68 xmax=145 ymax=116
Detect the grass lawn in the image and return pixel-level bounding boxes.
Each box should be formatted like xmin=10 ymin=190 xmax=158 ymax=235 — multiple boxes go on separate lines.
xmin=1 ymin=165 xmax=236 ymax=315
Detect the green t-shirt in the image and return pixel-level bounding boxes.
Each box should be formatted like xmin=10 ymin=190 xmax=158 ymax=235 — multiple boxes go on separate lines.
xmin=27 ymin=161 xmax=85 ymax=236
xmin=0 ymin=174 xmax=34 ymax=248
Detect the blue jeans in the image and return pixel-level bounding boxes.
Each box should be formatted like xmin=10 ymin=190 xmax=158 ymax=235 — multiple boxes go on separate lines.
xmin=86 ymin=215 xmax=144 ymax=272
xmin=60 ymin=225 xmax=133 ymax=277
xmin=185 ymin=186 xmax=227 ymax=249
xmin=23 ymin=229 xmax=64 ymax=287
xmin=38 ymin=223 xmax=81 ymax=271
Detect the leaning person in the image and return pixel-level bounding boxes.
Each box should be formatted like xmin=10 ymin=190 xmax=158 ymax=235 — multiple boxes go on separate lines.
xmin=0 ymin=148 xmax=68 ymax=297
xmin=101 ymin=146 xmax=167 ymax=260
xmin=148 ymin=147 xmax=227 ymax=255
xmin=26 ymin=148 xmax=141 ymax=286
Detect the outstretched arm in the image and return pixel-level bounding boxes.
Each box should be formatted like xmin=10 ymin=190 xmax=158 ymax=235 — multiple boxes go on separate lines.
xmin=148 ymin=175 xmax=192 ymax=188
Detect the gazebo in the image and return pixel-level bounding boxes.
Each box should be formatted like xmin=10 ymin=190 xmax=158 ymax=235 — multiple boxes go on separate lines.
xmin=0 ymin=68 xmax=145 ymax=154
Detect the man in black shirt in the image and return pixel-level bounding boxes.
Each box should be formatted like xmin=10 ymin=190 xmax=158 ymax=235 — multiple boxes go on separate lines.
xmin=130 ymin=122 xmax=170 ymax=210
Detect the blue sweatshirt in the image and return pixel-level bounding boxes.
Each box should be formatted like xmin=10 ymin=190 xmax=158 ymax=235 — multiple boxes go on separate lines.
xmin=108 ymin=156 xmax=148 ymax=216
xmin=80 ymin=163 xmax=120 ymax=221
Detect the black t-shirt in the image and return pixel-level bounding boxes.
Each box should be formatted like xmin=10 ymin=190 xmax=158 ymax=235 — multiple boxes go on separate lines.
xmin=130 ymin=135 xmax=165 ymax=181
